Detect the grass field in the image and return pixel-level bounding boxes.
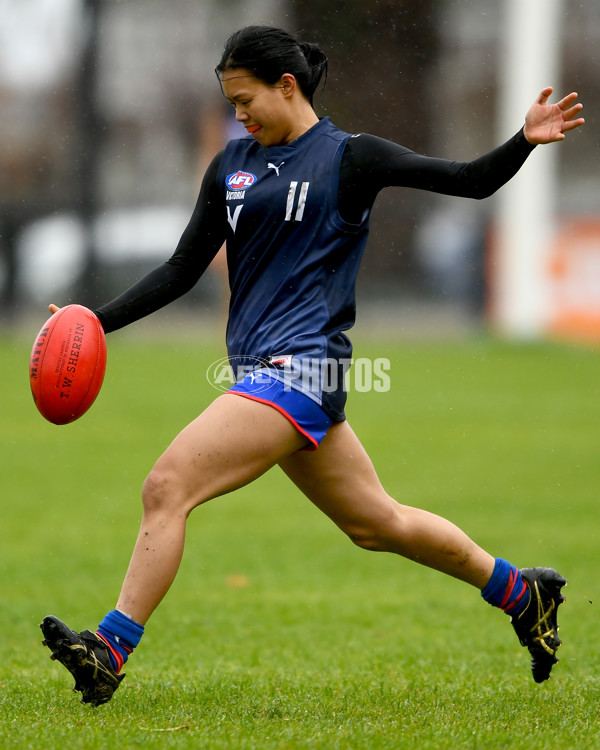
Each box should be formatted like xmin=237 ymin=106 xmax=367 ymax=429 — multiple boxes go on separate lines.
xmin=1 ymin=328 xmax=599 ymax=749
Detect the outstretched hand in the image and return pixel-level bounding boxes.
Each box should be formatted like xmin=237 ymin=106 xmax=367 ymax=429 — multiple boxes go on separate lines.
xmin=524 ymin=87 xmax=584 ymax=145
xmin=49 ymin=304 xmax=61 ymax=315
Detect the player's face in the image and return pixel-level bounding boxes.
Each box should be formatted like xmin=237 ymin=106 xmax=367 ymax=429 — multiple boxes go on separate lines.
xmin=221 ymin=68 xmax=296 ymax=146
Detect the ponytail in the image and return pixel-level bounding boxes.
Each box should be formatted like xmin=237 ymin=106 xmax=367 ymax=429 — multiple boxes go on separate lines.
xmin=298 ymin=42 xmax=328 ymax=102
xmin=216 ymin=26 xmax=328 ymax=105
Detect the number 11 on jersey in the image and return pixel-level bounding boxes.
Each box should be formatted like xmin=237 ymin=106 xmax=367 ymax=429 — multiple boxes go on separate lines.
xmin=285 ymin=181 xmax=310 ymax=222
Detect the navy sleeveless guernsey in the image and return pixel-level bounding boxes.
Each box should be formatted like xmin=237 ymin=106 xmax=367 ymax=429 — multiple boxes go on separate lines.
xmin=94 ymin=117 xmax=535 ymax=425
xmin=218 ymin=118 xmax=369 ymax=421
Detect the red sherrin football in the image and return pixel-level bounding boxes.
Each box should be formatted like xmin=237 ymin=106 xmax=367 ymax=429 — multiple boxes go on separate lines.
xmin=29 ymin=304 xmax=107 ymax=425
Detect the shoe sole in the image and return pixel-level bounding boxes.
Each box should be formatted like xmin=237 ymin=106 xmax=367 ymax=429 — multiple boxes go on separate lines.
xmin=522 ymin=569 xmax=567 ymax=683
xmin=40 ymin=616 xmax=124 ymax=706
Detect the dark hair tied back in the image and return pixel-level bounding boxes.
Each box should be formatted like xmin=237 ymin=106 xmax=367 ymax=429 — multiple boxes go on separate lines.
xmin=298 ymin=41 xmax=328 ymax=100
xmin=216 ymin=26 xmax=328 ymax=105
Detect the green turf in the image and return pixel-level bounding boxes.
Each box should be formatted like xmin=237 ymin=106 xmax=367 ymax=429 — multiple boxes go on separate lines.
xmin=1 ymin=330 xmax=599 ymax=748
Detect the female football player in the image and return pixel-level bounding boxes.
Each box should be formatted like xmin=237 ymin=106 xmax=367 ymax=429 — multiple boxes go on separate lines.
xmin=41 ymin=25 xmax=584 ymax=706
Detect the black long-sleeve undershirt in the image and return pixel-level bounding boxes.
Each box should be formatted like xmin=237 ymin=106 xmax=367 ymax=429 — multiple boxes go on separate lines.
xmin=338 ymin=127 xmax=534 ymax=223
xmin=95 ymin=127 xmax=535 ymax=333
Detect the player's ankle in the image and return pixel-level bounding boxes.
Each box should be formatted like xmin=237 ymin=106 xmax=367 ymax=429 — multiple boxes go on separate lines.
xmin=96 ymin=609 xmax=145 ymax=672
xmin=480 ymin=558 xmax=530 ymax=615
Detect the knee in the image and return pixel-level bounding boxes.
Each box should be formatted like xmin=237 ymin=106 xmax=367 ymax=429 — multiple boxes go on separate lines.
xmin=348 ymin=530 xmax=379 ymax=551
xmin=348 ymin=526 xmax=387 ymax=552
xmin=344 ymin=503 xmax=401 ymax=552
xmin=141 ymin=467 xmax=185 ymax=516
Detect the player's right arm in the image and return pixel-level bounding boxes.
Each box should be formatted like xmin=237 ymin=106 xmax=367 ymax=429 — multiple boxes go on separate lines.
xmin=92 ymin=152 xmax=226 ymax=333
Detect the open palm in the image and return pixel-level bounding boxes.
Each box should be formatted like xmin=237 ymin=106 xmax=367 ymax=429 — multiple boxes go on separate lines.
xmin=524 ymin=87 xmax=584 ymax=145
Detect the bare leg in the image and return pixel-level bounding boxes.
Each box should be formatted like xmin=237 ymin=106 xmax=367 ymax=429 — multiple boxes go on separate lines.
xmin=116 ymin=395 xmax=306 ymax=623
xmin=279 ymin=420 xmax=494 ymax=588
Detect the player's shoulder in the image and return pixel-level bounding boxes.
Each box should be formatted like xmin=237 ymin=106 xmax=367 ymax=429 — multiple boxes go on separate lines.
xmin=223 ymin=133 xmax=256 ymax=153
xmin=318 ymin=117 xmax=355 ymax=144
xmin=343 ymin=131 xmax=413 ymax=164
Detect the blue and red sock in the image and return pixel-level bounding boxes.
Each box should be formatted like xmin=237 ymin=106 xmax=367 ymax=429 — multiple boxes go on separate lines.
xmin=96 ymin=609 xmax=144 ymax=673
xmin=481 ymin=558 xmax=530 ymax=615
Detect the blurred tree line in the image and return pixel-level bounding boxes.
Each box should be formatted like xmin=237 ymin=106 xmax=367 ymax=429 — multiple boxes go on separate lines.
xmin=291 ymin=0 xmax=438 ymax=288
xmin=0 ymin=0 xmax=438 ymax=321
xmin=1 ymin=0 xmax=597 ymax=325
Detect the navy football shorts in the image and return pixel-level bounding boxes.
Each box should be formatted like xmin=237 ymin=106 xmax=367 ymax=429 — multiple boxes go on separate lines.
xmin=226 ymin=369 xmax=333 ymax=450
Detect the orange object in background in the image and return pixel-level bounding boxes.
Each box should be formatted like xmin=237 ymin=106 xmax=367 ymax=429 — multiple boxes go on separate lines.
xmin=547 ymin=219 xmax=600 ymax=343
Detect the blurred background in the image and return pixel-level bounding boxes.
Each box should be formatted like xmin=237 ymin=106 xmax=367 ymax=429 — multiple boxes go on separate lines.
xmin=1 ymin=0 xmax=598 ymax=341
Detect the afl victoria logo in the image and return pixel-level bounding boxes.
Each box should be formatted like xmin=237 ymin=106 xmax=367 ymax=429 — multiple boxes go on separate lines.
xmin=226 ymin=171 xmax=257 ymax=190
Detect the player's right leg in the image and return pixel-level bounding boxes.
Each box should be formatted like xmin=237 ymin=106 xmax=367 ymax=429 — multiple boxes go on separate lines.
xmin=41 ymin=392 xmax=307 ymax=704
xmin=114 ymin=393 xmax=306 ymax=624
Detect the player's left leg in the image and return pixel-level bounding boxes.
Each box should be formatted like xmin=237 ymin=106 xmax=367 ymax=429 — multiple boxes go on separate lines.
xmin=278 ymin=419 xmax=566 ymax=681
xmin=279 ymin=419 xmax=495 ymax=586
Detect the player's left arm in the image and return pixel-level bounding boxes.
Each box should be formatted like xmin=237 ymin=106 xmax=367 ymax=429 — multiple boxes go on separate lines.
xmin=344 ymin=89 xmax=584 ymax=206
xmin=344 ymin=129 xmax=536 ymax=203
